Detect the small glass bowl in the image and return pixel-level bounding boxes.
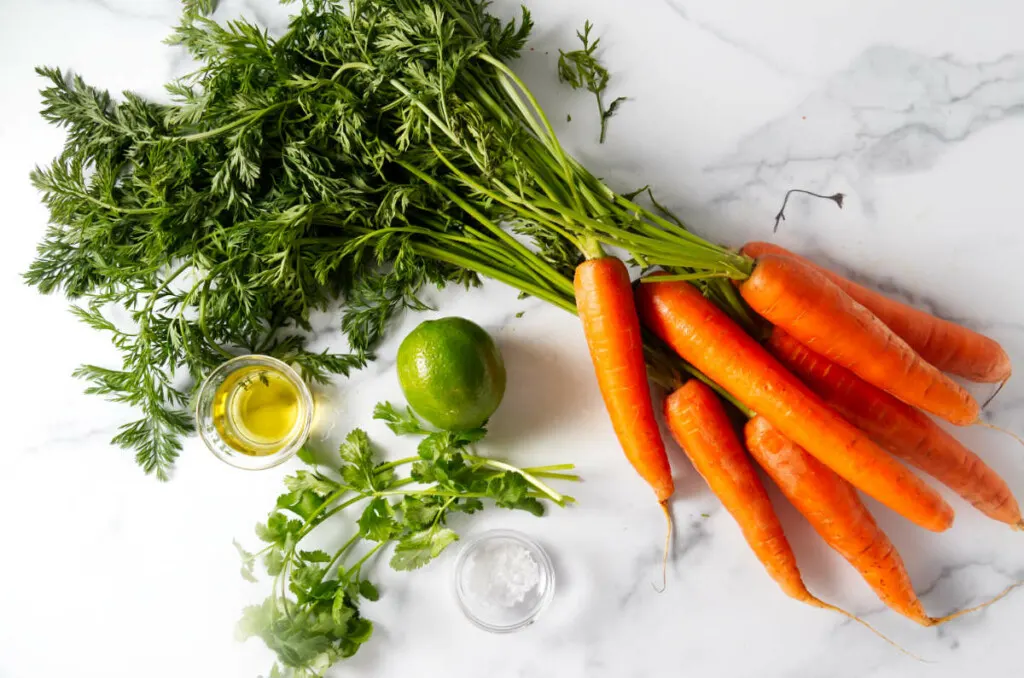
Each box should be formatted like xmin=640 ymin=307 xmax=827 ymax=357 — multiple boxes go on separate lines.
xmin=453 ymin=529 xmax=555 ymax=633
xmin=195 ymin=354 xmax=313 ymax=470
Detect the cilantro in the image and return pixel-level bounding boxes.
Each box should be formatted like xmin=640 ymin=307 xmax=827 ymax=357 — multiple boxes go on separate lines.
xmin=390 ymin=525 xmax=459 ymax=572
xmin=234 ymin=401 xmax=578 ymax=676
xmin=373 ymin=402 xmax=427 ymax=436
xmin=358 ymin=499 xmax=398 ymax=542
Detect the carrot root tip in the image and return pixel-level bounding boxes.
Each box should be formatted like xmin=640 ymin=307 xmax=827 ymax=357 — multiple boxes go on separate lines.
xmin=976 ymin=420 xmax=1024 ymax=450
xmin=929 ymin=580 xmax=1024 ymax=625
xmin=812 ymin=598 xmax=924 ymax=661
xmin=652 ymin=499 xmax=673 ymax=594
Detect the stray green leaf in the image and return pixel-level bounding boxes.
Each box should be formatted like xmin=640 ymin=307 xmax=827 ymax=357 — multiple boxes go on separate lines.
xmin=557 ymin=20 xmax=627 ymax=143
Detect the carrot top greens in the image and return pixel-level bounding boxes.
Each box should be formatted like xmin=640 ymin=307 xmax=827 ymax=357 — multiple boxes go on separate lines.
xmin=28 ymin=0 xmax=751 ymax=478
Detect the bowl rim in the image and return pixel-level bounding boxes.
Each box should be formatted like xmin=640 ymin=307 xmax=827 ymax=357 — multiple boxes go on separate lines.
xmin=195 ymin=353 xmax=314 ymax=470
xmin=452 ymin=528 xmax=555 ymax=633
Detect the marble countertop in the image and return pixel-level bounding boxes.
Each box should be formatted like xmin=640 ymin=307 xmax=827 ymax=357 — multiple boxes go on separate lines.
xmin=3 ymin=1 xmax=1024 ymax=676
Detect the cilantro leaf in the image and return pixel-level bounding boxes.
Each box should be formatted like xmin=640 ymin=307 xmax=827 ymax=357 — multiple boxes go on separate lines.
xmin=373 ymin=402 xmax=427 ymax=435
xmin=299 ymin=550 xmax=332 ymax=563
xmin=276 ymin=489 xmax=326 ymax=522
xmin=358 ymin=580 xmax=380 ymax=602
xmin=256 ymin=513 xmax=303 ymax=549
xmin=339 ymin=429 xmax=390 ymax=493
xmin=339 ymin=429 xmax=373 ymax=466
xmin=450 ymin=497 xmax=485 ymax=514
xmin=400 ymin=496 xmax=443 ymax=530
xmin=285 ymin=470 xmax=341 ymax=497
xmin=390 ymin=526 xmax=459 ymax=571
xmin=358 ymin=498 xmax=397 ymax=542
xmin=234 ymin=539 xmax=257 ymax=583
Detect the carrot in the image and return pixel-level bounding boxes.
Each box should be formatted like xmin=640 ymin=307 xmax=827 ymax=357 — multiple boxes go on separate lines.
xmin=574 ymin=256 xmax=674 ymax=580
xmin=635 ymin=277 xmax=954 ymax=532
xmin=664 ymin=381 xmax=911 ymax=648
xmin=738 ymin=253 xmax=979 ymax=426
xmin=742 ymin=241 xmax=1011 ymax=383
xmin=664 ymin=381 xmax=808 ymax=599
xmin=768 ymin=328 xmax=1023 ymax=529
xmin=745 ymin=416 xmax=1022 ymax=625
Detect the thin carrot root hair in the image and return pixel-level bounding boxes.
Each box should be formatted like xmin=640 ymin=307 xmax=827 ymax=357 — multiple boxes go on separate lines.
xmin=807 ymin=597 xmax=926 ymax=661
xmin=653 ymin=499 xmax=672 ymax=593
xmin=976 ymin=420 xmax=1024 ymax=450
xmin=927 ymin=581 xmax=1024 ymax=626
xmin=982 ymin=376 xmax=1010 ymax=410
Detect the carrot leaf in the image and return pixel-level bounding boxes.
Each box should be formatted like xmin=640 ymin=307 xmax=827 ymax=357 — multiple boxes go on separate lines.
xmin=557 ymin=20 xmax=628 ymax=143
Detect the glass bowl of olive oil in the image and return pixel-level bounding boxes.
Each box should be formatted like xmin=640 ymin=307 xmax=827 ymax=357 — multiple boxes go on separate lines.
xmin=195 ymin=355 xmax=313 ymax=470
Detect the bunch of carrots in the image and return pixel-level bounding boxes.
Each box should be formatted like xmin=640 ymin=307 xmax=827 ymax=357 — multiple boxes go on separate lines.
xmin=574 ymin=239 xmax=1020 ymax=633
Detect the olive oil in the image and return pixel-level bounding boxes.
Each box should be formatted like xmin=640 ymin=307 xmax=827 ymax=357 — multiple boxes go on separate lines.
xmin=211 ymin=365 xmax=306 ymax=456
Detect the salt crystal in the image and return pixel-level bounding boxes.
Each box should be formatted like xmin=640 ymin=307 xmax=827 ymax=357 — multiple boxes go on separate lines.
xmin=463 ymin=539 xmax=542 ymax=609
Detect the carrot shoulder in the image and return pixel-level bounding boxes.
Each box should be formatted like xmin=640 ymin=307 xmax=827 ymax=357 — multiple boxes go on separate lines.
xmin=742 ymin=241 xmax=1011 ymax=383
xmin=743 ymin=416 xmax=931 ymax=625
xmin=768 ymin=328 xmax=1022 ymax=529
xmin=575 ymin=257 xmax=674 ymax=502
xmin=635 ymin=278 xmax=953 ymax=532
xmin=739 ymin=253 xmax=979 ymax=426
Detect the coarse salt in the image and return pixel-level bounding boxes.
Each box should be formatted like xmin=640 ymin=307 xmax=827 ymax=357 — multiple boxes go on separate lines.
xmin=463 ymin=539 xmax=542 ymax=609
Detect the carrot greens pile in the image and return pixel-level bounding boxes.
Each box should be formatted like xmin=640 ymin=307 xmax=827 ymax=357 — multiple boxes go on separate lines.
xmin=28 ymin=0 xmax=746 ymax=479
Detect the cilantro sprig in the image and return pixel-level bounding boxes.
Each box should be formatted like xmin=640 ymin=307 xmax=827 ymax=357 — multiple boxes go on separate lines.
xmin=235 ymin=401 xmax=577 ymax=677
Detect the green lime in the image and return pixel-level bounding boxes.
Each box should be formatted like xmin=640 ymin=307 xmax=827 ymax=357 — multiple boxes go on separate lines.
xmin=396 ymin=317 xmax=507 ymax=430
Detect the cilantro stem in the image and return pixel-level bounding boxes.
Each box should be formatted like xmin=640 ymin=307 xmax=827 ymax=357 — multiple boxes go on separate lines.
xmin=372 ymin=489 xmax=492 ymax=499
xmin=373 ymin=457 xmax=418 ymax=473
xmin=469 ymin=456 xmax=571 ymax=506
xmin=302 ymin=478 xmax=418 ymax=540
xmin=346 ymin=541 xmax=386 ymax=577
xmin=319 ymin=531 xmax=362 ymax=583
xmin=292 ymin=488 xmax=359 ymax=543
xmin=525 ymin=471 xmax=581 ymax=481
xmin=523 ymin=464 xmax=576 ymax=472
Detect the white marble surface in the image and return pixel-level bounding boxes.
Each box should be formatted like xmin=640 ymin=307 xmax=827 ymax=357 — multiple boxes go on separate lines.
xmin=3 ymin=0 xmax=1024 ymax=676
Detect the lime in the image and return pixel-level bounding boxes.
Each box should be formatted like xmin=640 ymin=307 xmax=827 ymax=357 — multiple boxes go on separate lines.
xmin=396 ymin=317 xmax=507 ymax=430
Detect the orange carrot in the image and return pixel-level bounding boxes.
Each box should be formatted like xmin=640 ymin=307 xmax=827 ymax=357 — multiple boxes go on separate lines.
xmin=635 ymin=277 xmax=954 ymax=532
xmin=739 ymin=254 xmax=979 ymax=426
xmin=742 ymin=241 xmax=1011 ymax=383
xmin=768 ymin=328 xmax=1023 ymax=529
xmin=575 ymin=256 xmax=674 ymax=529
xmin=666 ymin=382 xmax=920 ymax=652
xmin=745 ymin=416 xmax=1021 ymax=625
xmin=664 ymin=380 xmax=829 ymax=601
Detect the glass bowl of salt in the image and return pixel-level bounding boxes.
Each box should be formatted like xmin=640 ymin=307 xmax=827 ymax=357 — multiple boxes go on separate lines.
xmin=453 ymin=529 xmax=555 ymax=632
